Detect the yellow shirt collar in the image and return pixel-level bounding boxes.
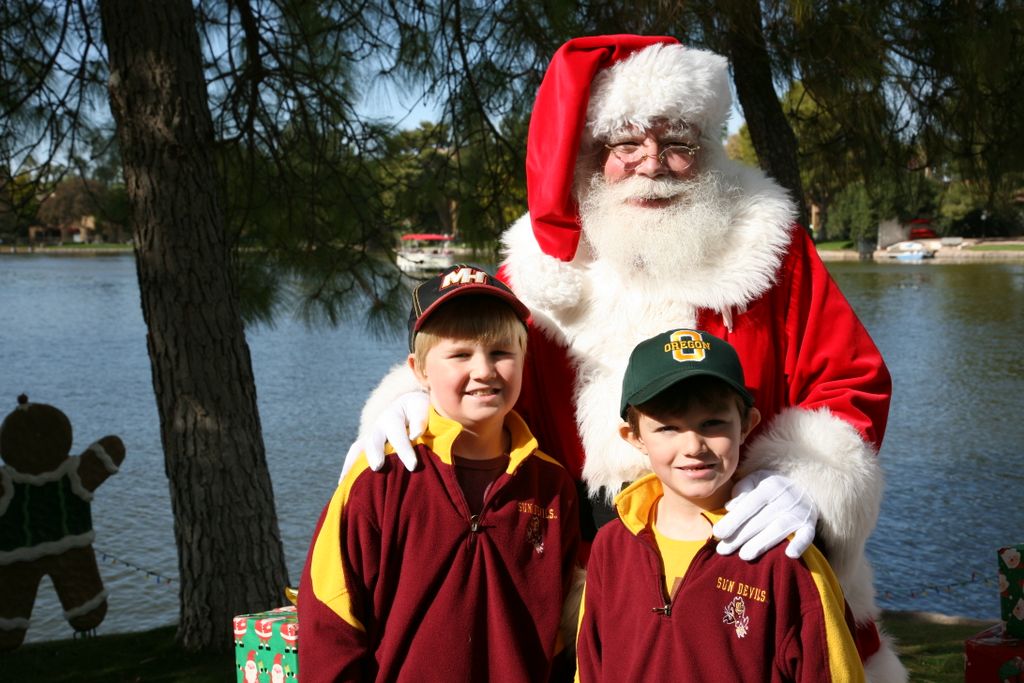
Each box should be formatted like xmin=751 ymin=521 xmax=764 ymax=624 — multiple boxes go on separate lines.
xmin=614 ymin=473 xmax=727 ymax=536
xmin=414 ymin=406 xmax=539 ymax=473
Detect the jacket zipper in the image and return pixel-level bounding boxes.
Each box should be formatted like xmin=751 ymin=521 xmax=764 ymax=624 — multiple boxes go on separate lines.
xmin=636 ymin=529 xmax=674 ymax=616
xmin=642 ymin=532 xmax=713 ymax=618
xmin=465 ymin=470 xmax=514 ymax=546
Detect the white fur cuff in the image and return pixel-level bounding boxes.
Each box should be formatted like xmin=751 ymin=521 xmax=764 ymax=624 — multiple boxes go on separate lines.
xmin=739 ymin=407 xmax=884 ymax=577
xmin=357 ymin=362 xmax=423 ymax=437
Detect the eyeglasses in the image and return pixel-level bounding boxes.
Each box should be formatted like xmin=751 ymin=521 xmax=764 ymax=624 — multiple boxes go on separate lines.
xmin=604 ymin=141 xmax=701 ymax=169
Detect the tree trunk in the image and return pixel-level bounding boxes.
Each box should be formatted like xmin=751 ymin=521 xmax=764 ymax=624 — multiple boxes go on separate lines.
xmin=99 ymin=0 xmax=289 ymax=651
xmin=720 ymin=0 xmax=809 ymax=227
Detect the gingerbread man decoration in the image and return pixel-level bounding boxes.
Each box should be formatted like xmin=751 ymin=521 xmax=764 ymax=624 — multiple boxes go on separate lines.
xmin=0 ymin=394 xmax=126 ymax=650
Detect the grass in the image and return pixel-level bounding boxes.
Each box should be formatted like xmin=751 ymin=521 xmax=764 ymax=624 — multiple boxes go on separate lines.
xmin=38 ymin=242 xmax=132 ymax=250
xmin=965 ymin=243 xmax=1024 ymax=251
xmin=883 ymin=611 xmax=996 ymax=682
xmin=814 ymin=240 xmax=856 ymax=251
xmin=2 ymin=626 xmax=229 ymax=683
xmin=1 ymin=611 xmax=996 ymax=681
xmin=0 ymin=242 xmax=132 ymax=253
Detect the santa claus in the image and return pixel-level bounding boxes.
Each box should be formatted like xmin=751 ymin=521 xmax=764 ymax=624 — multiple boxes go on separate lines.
xmin=271 ymin=652 xmax=286 ymax=683
xmin=242 ymin=650 xmax=259 ymax=683
xmin=349 ymin=35 xmax=904 ymax=680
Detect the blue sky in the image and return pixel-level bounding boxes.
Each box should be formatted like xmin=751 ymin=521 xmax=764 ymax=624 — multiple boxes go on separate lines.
xmin=362 ymin=82 xmax=746 ymax=138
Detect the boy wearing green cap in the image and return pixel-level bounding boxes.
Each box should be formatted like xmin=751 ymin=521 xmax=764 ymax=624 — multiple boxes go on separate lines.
xmin=575 ymin=329 xmax=864 ymax=682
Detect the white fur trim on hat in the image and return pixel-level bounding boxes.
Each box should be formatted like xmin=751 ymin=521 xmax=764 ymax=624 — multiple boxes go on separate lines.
xmin=500 ymin=213 xmax=586 ymax=317
xmin=587 ymin=44 xmax=732 ymax=141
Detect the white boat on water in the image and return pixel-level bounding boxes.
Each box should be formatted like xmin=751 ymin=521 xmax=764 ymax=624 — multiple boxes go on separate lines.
xmin=396 ymin=233 xmax=455 ymax=276
xmin=885 ymin=240 xmax=935 ymax=261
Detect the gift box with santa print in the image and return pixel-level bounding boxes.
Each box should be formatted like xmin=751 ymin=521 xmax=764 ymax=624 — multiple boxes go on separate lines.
xmin=233 ymin=605 xmax=298 ymax=682
xmin=1000 ymin=545 xmax=1024 ymax=638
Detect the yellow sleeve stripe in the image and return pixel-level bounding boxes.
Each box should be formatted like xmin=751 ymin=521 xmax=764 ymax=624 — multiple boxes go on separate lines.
xmin=309 ymin=453 xmax=371 ymax=632
xmin=573 ymin=583 xmax=587 ymax=683
xmin=528 ymin=448 xmax=563 ymax=469
xmin=803 ymin=547 xmax=865 ymax=683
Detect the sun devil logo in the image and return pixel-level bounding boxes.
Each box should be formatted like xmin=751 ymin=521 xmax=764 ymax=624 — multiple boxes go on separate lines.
xmin=441 ymin=266 xmax=488 ymax=289
xmin=722 ymin=596 xmax=750 ymax=639
xmin=518 ymin=503 xmax=554 ymax=555
xmin=663 ymin=329 xmax=711 ymax=363
xmin=525 ymin=515 xmax=545 ymax=555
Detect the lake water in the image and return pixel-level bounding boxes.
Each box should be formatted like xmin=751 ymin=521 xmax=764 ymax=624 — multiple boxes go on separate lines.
xmin=1 ymin=254 xmax=1022 ymax=643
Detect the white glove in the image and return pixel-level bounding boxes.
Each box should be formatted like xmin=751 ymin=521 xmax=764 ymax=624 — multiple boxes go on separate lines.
xmin=712 ymin=469 xmax=818 ymax=560
xmin=340 ymin=391 xmax=430 ymax=481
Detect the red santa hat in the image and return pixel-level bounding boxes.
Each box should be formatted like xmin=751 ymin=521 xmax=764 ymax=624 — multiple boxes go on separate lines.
xmin=525 ymin=35 xmax=733 ymax=261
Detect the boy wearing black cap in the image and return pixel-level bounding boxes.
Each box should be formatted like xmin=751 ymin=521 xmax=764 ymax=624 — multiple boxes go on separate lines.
xmin=299 ymin=265 xmax=579 ymax=682
xmin=575 ymin=329 xmax=864 ymax=682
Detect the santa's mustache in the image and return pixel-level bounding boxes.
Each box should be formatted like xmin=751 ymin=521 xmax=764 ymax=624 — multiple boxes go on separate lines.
xmin=606 ymin=175 xmax=687 ymax=201
xmin=577 ymin=166 xmax=736 ymax=275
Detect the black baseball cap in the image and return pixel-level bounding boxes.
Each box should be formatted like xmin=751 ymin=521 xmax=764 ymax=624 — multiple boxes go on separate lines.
xmin=408 ymin=264 xmax=530 ymax=350
xmin=620 ymin=328 xmax=754 ymax=419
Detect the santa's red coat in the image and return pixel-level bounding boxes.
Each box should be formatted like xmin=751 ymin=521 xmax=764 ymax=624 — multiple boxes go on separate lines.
xmin=501 ymin=225 xmax=890 ymax=491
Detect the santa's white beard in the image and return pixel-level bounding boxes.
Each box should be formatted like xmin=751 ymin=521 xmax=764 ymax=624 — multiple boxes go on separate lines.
xmin=577 ymin=170 xmax=739 ymax=278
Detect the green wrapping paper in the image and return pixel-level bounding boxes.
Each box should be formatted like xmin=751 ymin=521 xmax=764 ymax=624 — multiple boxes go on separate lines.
xmin=1000 ymin=546 xmax=1024 ymax=638
xmin=233 ymin=605 xmax=298 ymax=682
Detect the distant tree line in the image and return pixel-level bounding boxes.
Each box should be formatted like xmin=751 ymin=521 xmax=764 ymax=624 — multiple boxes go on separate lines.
xmin=6 ymin=2 xmax=1021 ymax=252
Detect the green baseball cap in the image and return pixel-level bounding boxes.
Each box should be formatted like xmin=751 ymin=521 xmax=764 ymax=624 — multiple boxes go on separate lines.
xmin=619 ymin=328 xmax=754 ymax=419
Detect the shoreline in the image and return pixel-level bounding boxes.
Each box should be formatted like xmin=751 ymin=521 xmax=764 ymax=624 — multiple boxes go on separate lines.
xmin=5 ymin=244 xmax=1024 ymax=262
xmin=883 ymin=609 xmax=996 ymax=627
xmin=818 ymin=248 xmax=1024 ymax=262
xmin=1 ymin=246 xmax=133 ymax=256
xmin=818 ymin=236 xmax=1024 ymax=262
